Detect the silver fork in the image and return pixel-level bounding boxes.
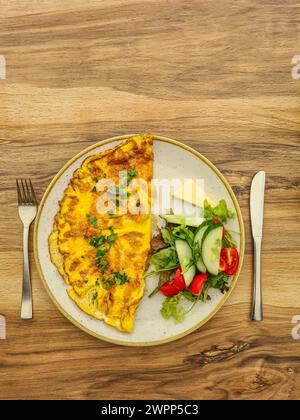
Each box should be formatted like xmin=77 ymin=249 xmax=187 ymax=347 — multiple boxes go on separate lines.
xmin=16 ymin=179 xmax=37 ymax=320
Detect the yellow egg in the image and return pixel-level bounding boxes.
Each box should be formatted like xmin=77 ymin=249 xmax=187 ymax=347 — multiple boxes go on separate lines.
xmin=49 ymin=135 xmax=153 ymax=332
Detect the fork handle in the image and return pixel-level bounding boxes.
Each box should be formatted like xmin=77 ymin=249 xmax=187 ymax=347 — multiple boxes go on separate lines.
xmin=251 ymin=238 xmax=263 ymax=321
xmin=21 ymin=225 xmax=32 ymax=320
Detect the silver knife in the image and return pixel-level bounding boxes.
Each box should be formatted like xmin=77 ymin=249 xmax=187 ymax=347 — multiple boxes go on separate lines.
xmin=250 ymin=171 xmax=266 ymax=321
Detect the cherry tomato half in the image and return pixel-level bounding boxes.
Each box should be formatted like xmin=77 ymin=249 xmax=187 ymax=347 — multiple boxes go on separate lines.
xmin=160 ymin=267 xmax=186 ymax=297
xmin=173 ymin=268 xmax=186 ymax=291
xmin=189 ymin=273 xmax=209 ymax=296
xmin=160 ymin=282 xmax=179 ymax=297
xmin=219 ymin=256 xmax=228 ymax=272
xmin=220 ymin=248 xmax=239 ymax=275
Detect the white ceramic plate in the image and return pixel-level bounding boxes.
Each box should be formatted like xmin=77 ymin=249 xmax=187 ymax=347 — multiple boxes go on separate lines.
xmin=34 ymin=135 xmax=244 ymax=346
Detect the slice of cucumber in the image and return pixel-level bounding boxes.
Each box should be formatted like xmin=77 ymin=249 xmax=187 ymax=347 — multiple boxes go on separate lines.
xmin=175 ymin=239 xmax=196 ymax=286
xmin=194 ymin=223 xmax=210 ymax=244
xmin=194 ymin=224 xmax=210 ymax=273
xmin=196 ymin=257 xmax=206 ymax=274
xmin=201 ymin=226 xmax=223 ymax=276
xmin=161 ymin=214 xmax=204 ymax=227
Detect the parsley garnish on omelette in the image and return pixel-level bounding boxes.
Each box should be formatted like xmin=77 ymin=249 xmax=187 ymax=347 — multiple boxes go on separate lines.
xmin=49 ymin=134 xmax=153 ymax=333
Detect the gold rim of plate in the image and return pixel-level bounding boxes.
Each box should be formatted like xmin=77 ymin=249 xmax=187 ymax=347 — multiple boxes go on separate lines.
xmin=33 ymin=134 xmax=245 ymax=347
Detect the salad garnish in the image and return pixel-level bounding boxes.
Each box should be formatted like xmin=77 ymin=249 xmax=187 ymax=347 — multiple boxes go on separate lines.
xmin=148 ymin=199 xmax=240 ymax=323
xmin=203 ymin=199 xmax=235 ymax=222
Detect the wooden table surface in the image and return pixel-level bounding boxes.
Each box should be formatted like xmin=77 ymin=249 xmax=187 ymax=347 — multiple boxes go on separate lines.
xmin=0 ymin=0 xmax=300 ymax=400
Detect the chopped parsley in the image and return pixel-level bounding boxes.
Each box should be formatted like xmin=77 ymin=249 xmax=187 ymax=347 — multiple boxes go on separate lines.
xmin=89 ymin=227 xmax=117 ymax=273
xmin=102 ymin=272 xmax=129 ymax=290
xmin=95 ymin=247 xmax=107 ymax=267
xmin=108 ymin=169 xmax=139 ymax=211
xmin=86 ymin=214 xmax=98 ymax=228
xmin=126 ymin=169 xmax=138 ymax=184
xmin=106 ymin=169 xmax=139 ymax=214
xmin=114 ymin=272 xmax=129 ymax=285
xmin=89 ymin=236 xmax=105 ymax=248
xmin=96 ymin=258 xmax=108 ymax=270
xmin=96 ymin=247 xmax=107 ymax=258
xmin=106 ymin=227 xmax=117 ymax=245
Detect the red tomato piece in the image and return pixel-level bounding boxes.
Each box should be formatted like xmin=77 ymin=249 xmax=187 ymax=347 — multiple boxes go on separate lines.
xmin=189 ymin=273 xmax=209 ymax=296
xmin=221 ymin=248 xmax=239 ymax=275
xmin=173 ymin=267 xmax=186 ymax=291
xmin=160 ymin=267 xmax=186 ymax=297
xmin=219 ymin=256 xmax=228 ymax=272
xmin=160 ymin=282 xmax=179 ymax=297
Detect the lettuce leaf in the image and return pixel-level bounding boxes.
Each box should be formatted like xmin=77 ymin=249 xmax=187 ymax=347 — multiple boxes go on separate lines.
xmin=146 ymin=247 xmax=179 ymax=278
xmin=150 ymin=247 xmax=179 ymax=270
xmin=204 ymin=199 xmax=235 ymax=223
xmin=161 ymin=228 xmax=175 ymax=247
xmin=182 ymin=282 xmax=210 ymax=303
xmin=160 ymin=294 xmax=186 ymax=323
xmin=171 ymin=225 xmax=195 ymax=248
xmin=208 ymin=272 xmax=229 ymax=291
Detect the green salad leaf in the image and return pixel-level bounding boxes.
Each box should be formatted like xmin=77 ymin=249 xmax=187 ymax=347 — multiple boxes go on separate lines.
xmin=172 ymin=225 xmax=195 ymax=248
xmin=161 ymin=294 xmax=186 ymax=323
xmin=208 ymin=272 xmax=229 ymax=291
xmin=150 ymin=247 xmax=179 ymax=269
xmin=161 ymin=228 xmax=175 ymax=247
xmin=146 ymin=248 xmax=179 ymax=278
xmin=223 ymin=230 xmax=238 ymax=248
xmin=204 ymin=199 xmax=234 ymax=223
xmin=182 ymin=282 xmax=211 ymax=303
xmin=161 ymin=292 xmax=201 ymax=322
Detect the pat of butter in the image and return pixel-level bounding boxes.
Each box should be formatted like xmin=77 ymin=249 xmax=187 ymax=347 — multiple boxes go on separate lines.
xmin=172 ymin=179 xmax=208 ymax=207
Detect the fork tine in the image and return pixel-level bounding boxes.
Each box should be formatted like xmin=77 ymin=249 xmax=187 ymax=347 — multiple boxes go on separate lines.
xmin=29 ymin=179 xmax=37 ymax=205
xmin=16 ymin=179 xmax=22 ymax=204
xmin=20 ymin=179 xmax=29 ymax=204
xmin=24 ymin=179 xmax=32 ymax=204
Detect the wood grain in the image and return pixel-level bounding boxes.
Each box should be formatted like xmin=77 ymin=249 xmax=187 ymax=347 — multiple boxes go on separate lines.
xmin=0 ymin=0 xmax=300 ymax=400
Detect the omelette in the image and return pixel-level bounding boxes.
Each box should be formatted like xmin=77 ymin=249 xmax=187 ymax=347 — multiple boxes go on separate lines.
xmin=49 ymin=134 xmax=153 ymax=332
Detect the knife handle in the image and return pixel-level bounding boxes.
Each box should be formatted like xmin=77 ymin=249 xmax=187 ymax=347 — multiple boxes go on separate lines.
xmin=251 ymin=238 xmax=263 ymax=321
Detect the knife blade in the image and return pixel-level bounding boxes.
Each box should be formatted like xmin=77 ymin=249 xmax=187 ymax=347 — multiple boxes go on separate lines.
xmin=250 ymin=171 xmax=266 ymax=321
xmin=250 ymin=171 xmax=266 ymax=238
